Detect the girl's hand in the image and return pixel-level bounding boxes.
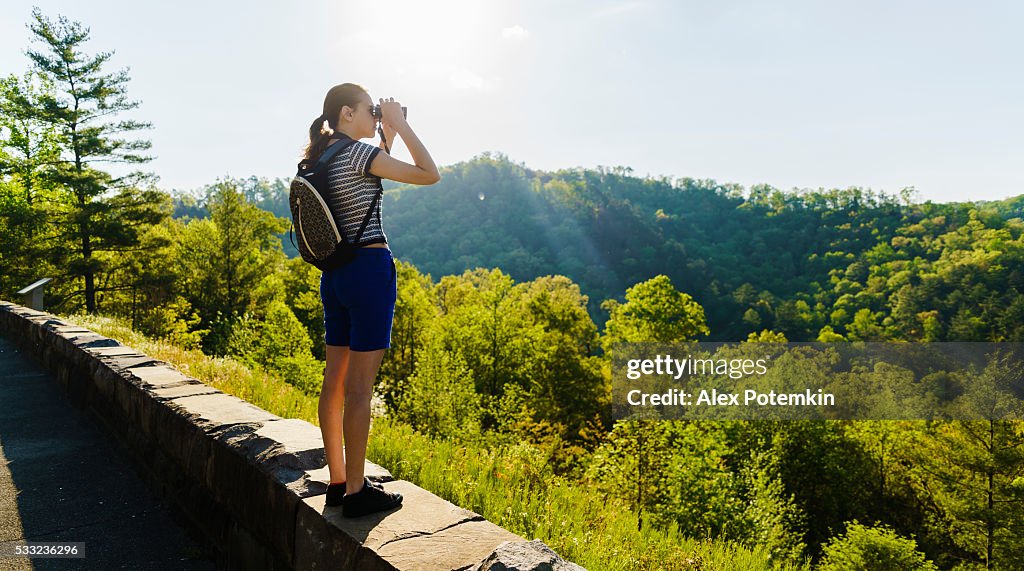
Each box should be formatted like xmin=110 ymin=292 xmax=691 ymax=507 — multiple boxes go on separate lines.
xmin=379 ymin=97 xmax=407 ymax=130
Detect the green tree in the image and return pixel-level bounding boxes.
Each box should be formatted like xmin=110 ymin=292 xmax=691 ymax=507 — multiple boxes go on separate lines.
xmin=226 ymin=300 xmax=322 ymax=395
xmin=0 ymin=72 xmax=60 ymax=191
xmin=739 ymin=447 xmax=807 ymax=565
xmin=822 ymin=210 xmax=1024 ymax=342
xmin=432 ymin=268 xmax=539 ymax=424
xmin=279 ymin=256 xmax=327 ymax=358
xmin=378 ymin=258 xmax=440 ymax=410
xmin=0 ymin=71 xmax=62 ymax=295
xmin=907 ymin=354 xmax=1024 ymax=569
xmin=21 ymin=8 xmax=165 ymax=313
xmin=725 ymin=420 xmax=879 ymax=559
xmin=394 ymin=334 xmax=480 ymax=439
xmin=174 ymin=180 xmax=289 ymax=354
xmin=819 ymin=521 xmax=938 ymax=571
xmin=601 ymin=274 xmax=710 ymax=353
xmin=427 ymin=268 xmax=608 ymax=455
xmin=509 ymin=275 xmax=609 ymax=474
xmin=100 ymin=205 xmax=204 ymax=346
xmin=227 ymin=300 xmax=312 ymax=368
xmin=585 ymin=419 xmax=745 ymax=538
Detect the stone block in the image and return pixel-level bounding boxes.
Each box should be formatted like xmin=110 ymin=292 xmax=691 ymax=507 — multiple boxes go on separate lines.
xmin=106 ymin=354 xmax=168 ymax=370
xmin=86 ymin=346 xmax=144 ymax=359
xmin=151 ymin=382 xmax=221 ymax=400
xmin=331 ymin=480 xmax=483 ymax=548
xmin=168 ymin=392 xmax=279 ymax=430
xmin=376 ymin=520 xmax=525 ymax=571
xmin=69 ymin=334 xmax=121 ymax=349
xmin=471 ymin=539 xmax=587 ymax=571
xmin=51 ymin=325 xmax=93 ymax=336
xmin=295 ymin=480 xmax=524 ymax=571
xmin=128 ymin=364 xmax=195 ymax=389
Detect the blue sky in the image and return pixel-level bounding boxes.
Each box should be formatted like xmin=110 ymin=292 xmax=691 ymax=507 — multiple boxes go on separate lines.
xmin=2 ymin=0 xmax=1022 ymax=203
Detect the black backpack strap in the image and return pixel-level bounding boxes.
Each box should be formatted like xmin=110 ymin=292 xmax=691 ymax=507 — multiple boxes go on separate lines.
xmin=318 ymin=137 xmax=358 ymax=168
xmin=349 ymin=185 xmax=384 ymax=245
xmin=297 ymin=136 xmax=359 ymax=170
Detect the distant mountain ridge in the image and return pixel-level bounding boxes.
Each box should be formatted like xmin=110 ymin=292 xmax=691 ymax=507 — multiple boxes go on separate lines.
xmin=169 ymin=154 xmax=1024 ymax=340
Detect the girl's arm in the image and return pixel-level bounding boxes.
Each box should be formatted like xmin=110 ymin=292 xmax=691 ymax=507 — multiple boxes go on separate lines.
xmin=368 ymin=99 xmax=440 ymax=185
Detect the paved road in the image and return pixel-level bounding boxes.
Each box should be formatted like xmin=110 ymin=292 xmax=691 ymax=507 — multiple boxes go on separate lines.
xmin=0 ymin=333 xmax=219 ymax=570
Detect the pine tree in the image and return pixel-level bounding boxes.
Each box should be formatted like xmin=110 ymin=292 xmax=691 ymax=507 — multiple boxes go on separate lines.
xmin=910 ymin=350 xmax=1024 ymax=568
xmin=21 ymin=7 xmax=164 ymax=313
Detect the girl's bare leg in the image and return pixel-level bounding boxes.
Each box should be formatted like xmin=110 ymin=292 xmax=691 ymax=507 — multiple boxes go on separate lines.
xmin=342 ymin=348 xmax=385 ymax=494
xmin=319 ymin=344 xmax=351 ymax=483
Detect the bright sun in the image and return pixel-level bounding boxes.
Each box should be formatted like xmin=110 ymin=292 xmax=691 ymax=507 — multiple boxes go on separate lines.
xmin=333 ymin=0 xmax=507 ymax=83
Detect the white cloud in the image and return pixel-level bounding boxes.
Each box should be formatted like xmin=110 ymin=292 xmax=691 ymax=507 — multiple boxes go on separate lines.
xmin=592 ymin=2 xmax=647 ymax=18
xmin=501 ymin=25 xmax=530 ymax=41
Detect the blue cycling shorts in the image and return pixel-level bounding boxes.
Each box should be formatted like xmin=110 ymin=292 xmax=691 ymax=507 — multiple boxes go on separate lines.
xmin=320 ymin=247 xmax=397 ymax=351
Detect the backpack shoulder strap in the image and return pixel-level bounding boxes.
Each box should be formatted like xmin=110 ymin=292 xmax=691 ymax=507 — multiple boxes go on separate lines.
xmin=297 ymin=136 xmax=359 ymax=170
xmin=350 ymin=184 xmax=384 ymax=244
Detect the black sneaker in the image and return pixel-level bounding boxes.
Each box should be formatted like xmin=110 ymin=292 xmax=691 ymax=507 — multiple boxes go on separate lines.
xmin=341 ymin=478 xmax=403 ymax=517
xmin=325 ymin=479 xmax=384 ymax=507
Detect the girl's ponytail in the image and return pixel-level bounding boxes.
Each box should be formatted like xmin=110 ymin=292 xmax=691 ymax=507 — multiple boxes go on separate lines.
xmin=301 ymin=84 xmax=368 ymax=161
xmin=305 ymin=113 xmax=331 ymax=162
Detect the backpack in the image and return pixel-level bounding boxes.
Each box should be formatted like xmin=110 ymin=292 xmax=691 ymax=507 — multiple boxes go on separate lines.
xmin=288 ymin=137 xmax=383 ymax=271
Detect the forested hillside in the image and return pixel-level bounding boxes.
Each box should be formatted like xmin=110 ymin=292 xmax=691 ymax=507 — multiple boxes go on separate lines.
xmin=168 ymin=154 xmax=1024 ymax=343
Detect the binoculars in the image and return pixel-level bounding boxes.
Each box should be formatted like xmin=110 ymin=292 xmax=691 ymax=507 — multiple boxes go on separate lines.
xmin=372 ymin=104 xmax=407 ymax=120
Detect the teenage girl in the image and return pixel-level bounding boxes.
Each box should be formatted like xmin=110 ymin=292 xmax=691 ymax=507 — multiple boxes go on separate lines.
xmin=302 ymin=83 xmax=439 ymax=517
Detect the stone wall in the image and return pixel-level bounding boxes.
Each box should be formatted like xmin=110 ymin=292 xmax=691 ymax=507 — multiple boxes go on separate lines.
xmin=0 ymin=301 xmax=585 ymax=571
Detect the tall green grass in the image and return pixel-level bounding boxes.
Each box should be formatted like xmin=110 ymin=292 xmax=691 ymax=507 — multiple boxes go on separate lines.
xmin=367 ymin=417 xmax=804 ymax=571
xmin=64 ymin=312 xmax=807 ymax=571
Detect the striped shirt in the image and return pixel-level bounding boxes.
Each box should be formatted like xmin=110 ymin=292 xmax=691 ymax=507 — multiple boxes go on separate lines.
xmin=325 ymin=138 xmax=387 ymax=246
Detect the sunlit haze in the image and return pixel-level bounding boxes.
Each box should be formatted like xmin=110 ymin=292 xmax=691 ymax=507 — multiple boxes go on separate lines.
xmin=2 ymin=0 xmax=1021 ymax=203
